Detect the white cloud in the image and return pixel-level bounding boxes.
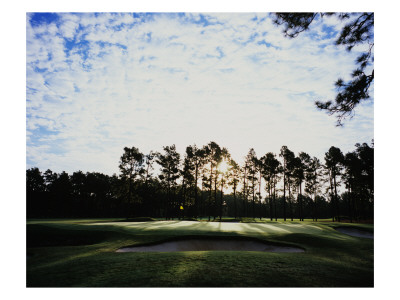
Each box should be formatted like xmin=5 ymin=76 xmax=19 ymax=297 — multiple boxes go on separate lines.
xmin=26 ymin=13 xmax=373 ymax=174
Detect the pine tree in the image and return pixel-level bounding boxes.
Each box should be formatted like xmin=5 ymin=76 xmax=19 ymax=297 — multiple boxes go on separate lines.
xmin=272 ymin=13 xmax=374 ymax=126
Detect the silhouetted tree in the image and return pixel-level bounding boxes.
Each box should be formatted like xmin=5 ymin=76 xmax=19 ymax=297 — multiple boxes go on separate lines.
xmin=304 ymin=156 xmax=323 ymax=221
xmin=27 ymin=167 xmax=45 ymax=193
xmin=141 ymin=151 xmax=155 ymax=216
xmin=143 ymin=151 xmax=155 ymax=186
xmin=156 ymin=145 xmax=181 ymax=219
xmin=43 ymin=169 xmax=57 ymax=191
xmin=355 ymin=141 xmax=374 ymax=219
xmin=109 ymin=173 xmax=125 ymax=217
xmin=260 ymin=152 xmax=281 ymax=221
xmin=241 ymin=154 xmax=250 ymax=218
xmin=355 ymin=142 xmax=374 ymax=195
xmin=342 ymin=141 xmax=374 ymax=221
xmin=42 ymin=169 xmax=58 ymax=216
xmin=53 ymin=171 xmax=73 ymax=217
xmin=325 ymin=146 xmax=344 ymax=221
xmin=285 ymin=149 xmax=296 ymax=221
xmin=119 ymin=147 xmax=144 ymax=217
xmin=180 ymin=147 xmax=196 ymax=219
xmin=280 ymin=146 xmax=296 ymax=221
xmin=86 ymin=172 xmax=114 ymax=217
xmin=217 ymin=148 xmax=230 ymax=220
xmin=26 ymin=168 xmax=46 ymax=217
xmin=71 ymin=171 xmax=87 ymax=216
xmin=294 ymin=152 xmax=310 ymax=221
xmin=343 ymin=151 xmax=360 ymax=222
xmin=215 ymin=147 xmax=230 ymax=220
xmin=218 ymin=147 xmax=231 ymax=220
xmin=202 ymin=142 xmax=222 ymax=220
xmin=272 ymin=13 xmax=374 ymax=126
xmin=228 ymin=159 xmax=241 ymax=219
xmin=256 ymin=156 xmax=263 ymax=220
xmin=185 ymin=144 xmax=205 ymax=218
xmin=245 ymin=148 xmax=259 ymax=219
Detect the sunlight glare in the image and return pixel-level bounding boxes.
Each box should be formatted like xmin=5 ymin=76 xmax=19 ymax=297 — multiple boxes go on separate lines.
xmin=218 ymin=160 xmax=229 ymax=173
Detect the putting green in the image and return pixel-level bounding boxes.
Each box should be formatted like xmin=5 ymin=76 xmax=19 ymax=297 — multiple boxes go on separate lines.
xmin=85 ymin=220 xmax=327 ymax=236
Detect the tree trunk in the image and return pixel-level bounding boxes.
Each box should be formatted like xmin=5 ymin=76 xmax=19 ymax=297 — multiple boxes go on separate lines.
xmin=329 ymin=172 xmax=335 ymax=222
xmin=128 ymin=178 xmax=133 ymax=219
xmin=259 ymin=172 xmax=262 ymax=220
xmin=233 ymin=186 xmax=237 ymax=219
xmin=352 ymin=194 xmax=359 ymax=222
xmin=283 ymin=169 xmax=286 ymax=221
xmin=243 ymin=167 xmax=247 ymax=218
xmin=166 ymin=181 xmax=170 ymax=220
xmin=273 ymin=179 xmax=277 ymax=221
xmin=219 ymin=176 xmax=224 ymax=221
xmin=252 ymin=172 xmax=255 ymax=219
xmin=181 ymin=178 xmax=186 ymax=220
xmin=333 ymin=172 xmax=340 ymax=222
xmin=299 ymin=182 xmax=303 ymax=221
xmin=348 ymin=186 xmax=353 ymax=223
xmin=288 ymin=179 xmax=293 ymax=221
xmin=314 ymin=192 xmax=317 ymax=222
xmin=194 ymin=164 xmax=199 ymax=218
xmin=269 ymin=183 xmax=273 ymax=221
xmin=214 ymin=172 xmax=218 ymax=220
xmin=209 ymin=164 xmax=213 ymax=221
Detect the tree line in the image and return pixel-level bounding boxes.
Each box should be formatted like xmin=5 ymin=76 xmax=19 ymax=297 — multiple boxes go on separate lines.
xmin=26 ymin=141 xmax=373 ymax=222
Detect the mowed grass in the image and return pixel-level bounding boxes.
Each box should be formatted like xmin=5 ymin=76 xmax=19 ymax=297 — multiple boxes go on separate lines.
xmin=26 ymin=219 xmax=373 ymax=287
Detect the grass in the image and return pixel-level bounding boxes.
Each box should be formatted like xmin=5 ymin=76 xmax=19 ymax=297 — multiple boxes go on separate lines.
xmin=26 ymin=218 xmax=373 ymax=287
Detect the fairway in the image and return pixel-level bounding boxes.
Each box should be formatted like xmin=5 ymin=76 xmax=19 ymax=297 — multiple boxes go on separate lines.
xmin=26 ymin=219 xmax=373 ymax=287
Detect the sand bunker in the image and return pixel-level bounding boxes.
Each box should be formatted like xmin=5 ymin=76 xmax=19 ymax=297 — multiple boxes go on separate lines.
xmin=335 ymin=227 xmax=373 ymax=239
xmin=117 ymin=238 xmax=304 ymax=253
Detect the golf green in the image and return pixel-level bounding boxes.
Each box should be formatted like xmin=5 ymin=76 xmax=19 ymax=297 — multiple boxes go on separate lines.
xmin=26 ymin=219 xmax=373 ymax=287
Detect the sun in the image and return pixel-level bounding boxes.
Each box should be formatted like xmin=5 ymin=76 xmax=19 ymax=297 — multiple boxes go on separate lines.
xmin=218 ymin=160 xmax=229 ymax=173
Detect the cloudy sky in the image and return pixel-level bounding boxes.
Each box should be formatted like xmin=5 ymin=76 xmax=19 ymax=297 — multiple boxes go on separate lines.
xmin=26 ymin=12 xmax=374 ymax=175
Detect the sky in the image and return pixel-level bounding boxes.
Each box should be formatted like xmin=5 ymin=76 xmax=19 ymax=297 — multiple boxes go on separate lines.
xmin=3 ymin=2 xmax=397 ymax=297
xmin=0 ymin=0 xmax=399 ymax=299
xmin=26 ymin=12 xmax=374 ymax=175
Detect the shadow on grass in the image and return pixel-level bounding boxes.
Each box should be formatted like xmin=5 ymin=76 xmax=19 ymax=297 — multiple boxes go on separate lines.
xmin=27 ymin=224 xmax=113 ymax=247
xmin=26 ymin=220 xmax=374 ymax=287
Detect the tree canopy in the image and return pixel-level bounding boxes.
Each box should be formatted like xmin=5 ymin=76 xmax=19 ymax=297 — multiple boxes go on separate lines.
xmin=272 ymin=13 xmax=374 ymax=126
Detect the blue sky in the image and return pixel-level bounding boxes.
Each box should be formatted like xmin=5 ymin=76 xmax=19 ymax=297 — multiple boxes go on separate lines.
xmin=26 ymin=12 xmax=374 ymax=175
xmin=1 ymin=2 xmax=394 ymax=295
